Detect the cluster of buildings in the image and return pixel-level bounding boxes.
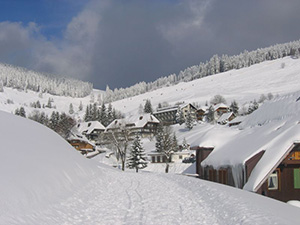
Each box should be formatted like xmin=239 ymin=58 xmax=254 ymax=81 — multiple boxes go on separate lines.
xmin=68 ymin=102 xmax=236 ymax=156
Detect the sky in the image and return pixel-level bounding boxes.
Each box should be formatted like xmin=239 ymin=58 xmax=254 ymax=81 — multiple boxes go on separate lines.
xmin=1 ymin=0 xmax=300 ymax=90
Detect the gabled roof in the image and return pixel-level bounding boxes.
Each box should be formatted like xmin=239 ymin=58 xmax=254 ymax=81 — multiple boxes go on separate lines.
xmin=76 ymin=121 xmax=106 ymax=134
xmin=201 ymin=91 xmax=300 ymax=192
xmin=213 ymin=103 xmax=229 ymax=110
xmin=106 ymin=114 xmax=160 ymax=130
xmin=128 ymin=114 xmax=160 ymax=128
xmin=106 ymin=118 xmax=127 ymax=130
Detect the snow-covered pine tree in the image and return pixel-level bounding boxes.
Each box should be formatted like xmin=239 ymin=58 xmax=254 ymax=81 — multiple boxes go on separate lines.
xmin=79 ymin=101 xmax=83 ymax=111
xmin=107 ymin=103 xmax=113 ymax=124
xmin=229 ymin=100 xmax=239 ymax=115
xmin=176 ymin=108 xmax=185 ymax=125
xmin=206 ymin=105 xmax=215 ymax=123
xmin=144 ymin=99 xmax=153 ymax=114
xmin=185 ymin=111 xmax=194 ymax=130
xmin=69 ymin=103 xmax=74 ymax=114
xmin=172 ymin=132 xmax=179 ymax=152
xmin=0 ymin=80 xmax=4 ymax=92
xmin=99 ymin=103 xmax=107 ymax=126
xmin=127 ymin=135 xmax=147 ymax=172
xmin=19 ymin=107 xmax=26 ymax=118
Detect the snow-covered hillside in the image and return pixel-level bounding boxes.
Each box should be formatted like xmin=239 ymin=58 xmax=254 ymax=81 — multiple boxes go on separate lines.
xmin=111 ymin=56 xmax=300 ymax=116
xmin=1 ymin=111 xmax=300 ymax=224
xmin=0 ymin=56 xmax=299 ymax=123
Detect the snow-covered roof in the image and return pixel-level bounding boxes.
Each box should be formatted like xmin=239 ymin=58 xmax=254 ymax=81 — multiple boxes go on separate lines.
xmin=68 ymin=131 xmax=96 ymax=147
xmin=154 ymin=105 xmax=178 ymax=114
xmin=128 ymin=113 xmax=160 ymax=128
xmin=76 ymin=121 xmax=106 ymax=134
xmin=106 ymin=118 xmax=127 ymax=130
xmin=106 ymin=114 xmax=159 ymax=130
xmin=201 ymin=91 xmax=300 ymax=191
xmin=213 ymin=103 xmax=228 ymax=110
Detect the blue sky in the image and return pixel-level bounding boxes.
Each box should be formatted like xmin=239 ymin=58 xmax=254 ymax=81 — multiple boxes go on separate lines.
xmin=0 ymin=0 xmax=300 ymax=90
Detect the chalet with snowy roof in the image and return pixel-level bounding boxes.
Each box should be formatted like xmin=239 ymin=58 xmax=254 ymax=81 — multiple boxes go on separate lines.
xmin=105 ymin=114 xmax=160 ymax=138
xmin=196 ymin=107 xmax=207 ymax=121
xmin=153 ymin=103 xmax=197 ymax=125
xmin=75 ymin=121 xmax=106 ymax=142
xmin=213 ymin=103 xmax=229 ymax=117
xmin=228 ymin=116 xmax=244 ymax=127
xmin=128 ymin=114 xmax=160 ymax=137
xmin=68 ymin=133 xmax=95 ymax=155
xmin=194 ymin=92 xmax=300 ymax=202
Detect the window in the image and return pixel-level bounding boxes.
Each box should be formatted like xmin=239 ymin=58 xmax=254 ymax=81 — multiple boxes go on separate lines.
xmin=152 ymin=156 xmax=155 ymax=163
xmin=294 ymin=168 xmax=300 ymax=189
xmin=179 ymin=155 xmax=183 ymax=159
xmin=290 ymin=151 xmax=300 ymax=160
xmin=268 ymin=170 xmax=279 ymax=190
xmin=157 ymin=156 xmax=161 ymax=163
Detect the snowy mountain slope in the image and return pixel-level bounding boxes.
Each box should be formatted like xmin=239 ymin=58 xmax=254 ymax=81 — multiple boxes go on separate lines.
xmin=111 ymin=56 xmax=300 ymax=116
xmin=2 ymin=110 xmax=300 ymax=224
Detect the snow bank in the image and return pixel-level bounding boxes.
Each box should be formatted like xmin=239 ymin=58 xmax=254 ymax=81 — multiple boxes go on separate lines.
xmin=0 ymin=111 xmax=99 ymax=221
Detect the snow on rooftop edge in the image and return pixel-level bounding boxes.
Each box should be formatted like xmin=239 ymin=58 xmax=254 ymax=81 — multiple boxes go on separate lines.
xmin=200 ymin=91 xmax=300 ymax=191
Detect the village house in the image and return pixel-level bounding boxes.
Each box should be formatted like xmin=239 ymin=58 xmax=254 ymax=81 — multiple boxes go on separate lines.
xmin=196 ymin=107 xmax=207 ymax=121
xmin=153 ymin=103 xmax=197 ymax=125
xmin=194 ymin=92 xmax=300 ymax=202
xmin=213 ymin=103 xmax=229 ymax=118
xmin=68 ymin=133 xmax=95 ymax=155
xmin=75 ymin=121 xmax=106 ymax=143
xmin=104 ymin=114 xmax=160 ymax=143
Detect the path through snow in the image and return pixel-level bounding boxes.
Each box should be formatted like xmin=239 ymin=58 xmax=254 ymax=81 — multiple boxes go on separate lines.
xmin=5 ymin=165 xmax=299 ymax=225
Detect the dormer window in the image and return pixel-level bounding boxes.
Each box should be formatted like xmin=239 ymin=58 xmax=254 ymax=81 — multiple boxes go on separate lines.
xmin=139 ymin=116 xmax=143 ymax=120
xmin=88 ymin=122 xmax=91 ymax=127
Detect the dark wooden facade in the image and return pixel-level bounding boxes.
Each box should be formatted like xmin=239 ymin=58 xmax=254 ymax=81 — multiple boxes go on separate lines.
xmin=68 ymin=139 xmax=95 ymax=154
xmin=196 ymin=143 xmax=300 ymax=202
xmin=258 ymin=144 xmax=300 ymax=202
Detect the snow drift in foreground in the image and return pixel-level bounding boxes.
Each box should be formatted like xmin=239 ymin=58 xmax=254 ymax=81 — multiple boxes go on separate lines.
xmin=1 ymin=111 xmax=300 ymax=224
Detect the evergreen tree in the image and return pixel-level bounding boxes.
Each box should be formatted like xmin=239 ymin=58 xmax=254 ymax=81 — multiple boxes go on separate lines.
xmin=172 ymin=132 xmax=179 ymax=152
xmin=69 ymin=103 xmax=74 ymax=114
xmin=107 ymin=103 xmax=113 ymax=124
xmin=127 ymin=135 xmax=147 ymax=173
xmin=185 ymin=111 xmax=194 ymax=130
xmin=78 ymin=101 xmax=83 ymax=111
xmin=46 ymin=97 xmax=52 ymax=108
xmin=248 ymin=100 xmax=259 ymax=114
xmin=99 ymin=103 xmax=107 ymax=125
xmin=84 ymin=105 xmax=91 ymax=122
xmin=0 ymin=80 xmax=4 ymax=92
xmin=206 ymin=105 xmax=215 ymax=123
xmin=14 ymin=108 xmax=20 ymax=116
xmin=176 ymin=108 xmax=185 ymax=125
xmin=19 ymin=107 xmax=26 ymax=118
xmin=229 ymin=100 xmax=239 ymax=115
xmin=36 ymin=100 xmax=41 ymax=108
xmin=144 ymin=99 xmax=153 ymax=114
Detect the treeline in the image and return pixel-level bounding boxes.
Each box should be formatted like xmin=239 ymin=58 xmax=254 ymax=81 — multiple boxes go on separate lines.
xmin=0 ymin=63 xmax=93 ymax=97
xmin=104 ymin=39 xmax=300 ymax=103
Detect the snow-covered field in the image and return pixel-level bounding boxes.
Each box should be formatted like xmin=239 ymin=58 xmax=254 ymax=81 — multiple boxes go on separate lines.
xmin=1 ymin=111 xmax=300 ymax=225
